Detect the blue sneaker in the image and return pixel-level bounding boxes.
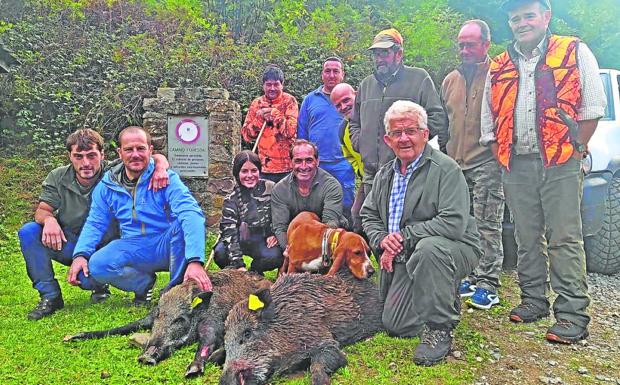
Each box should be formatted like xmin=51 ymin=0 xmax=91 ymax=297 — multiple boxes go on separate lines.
xmin=458 ymin=280 xmax=476 ymax=297
xmin=466 ymin=287 xmax=500 ymax=310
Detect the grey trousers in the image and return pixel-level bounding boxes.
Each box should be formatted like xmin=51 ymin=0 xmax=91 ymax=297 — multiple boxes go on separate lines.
xmin=464 ymin=160 xmax=505 ymax=291
xmin=379 ymin=236 xmax=479 ymax=337
xmin=503 ymin=154 xmax=590 ymax=327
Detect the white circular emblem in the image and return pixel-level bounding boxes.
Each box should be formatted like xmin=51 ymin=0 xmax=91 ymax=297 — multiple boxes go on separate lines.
xmin=176 ymin=119 xmax=200 ymax=144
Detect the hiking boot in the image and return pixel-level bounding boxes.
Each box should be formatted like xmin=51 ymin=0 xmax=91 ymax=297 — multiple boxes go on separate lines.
xmin=133 ymin=275 xmax=156 ymax=306
xmin=413 ymin=326 xmax=453 ymax=366
xmin=27 ymin=296 xmax=64 ymax=320
xmin=466 ymin=287 xmax=500 ymax=310
xmin=509 ymin=302 xmax=549 ymax=323
xmin=546 ymin=319 xmax=589 ymax=344
xmin=458 ymin=280 xmax=476 ymax=297
xmin=90 ymin=284 xmax=111 ymax=304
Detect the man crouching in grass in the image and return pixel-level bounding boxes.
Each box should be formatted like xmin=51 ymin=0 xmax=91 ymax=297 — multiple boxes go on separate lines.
xmin=70 ymin=126 xmax=212 ymax=309
xmin=18 ymin=128 xmax=170 ymax=320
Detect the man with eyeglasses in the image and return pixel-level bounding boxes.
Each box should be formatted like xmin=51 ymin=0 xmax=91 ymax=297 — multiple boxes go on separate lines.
xmin=361 ymin=100 xmax=481 ymax=366
xmin=271 ymin=139 xmax=348 ymax=250
xmin=441 ymin=20 xmax=506 ymax=311
xmin=349 ymin=28 xmax=447 ymax=200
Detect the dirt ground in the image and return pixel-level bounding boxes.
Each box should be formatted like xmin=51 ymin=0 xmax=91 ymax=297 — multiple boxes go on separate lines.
xmin=452 ymin=271 xmax=620 ymax=385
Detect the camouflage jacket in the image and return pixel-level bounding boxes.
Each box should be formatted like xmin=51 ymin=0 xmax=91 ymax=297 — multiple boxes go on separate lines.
xmin=220 ymin=179 xmax=275 ymax=266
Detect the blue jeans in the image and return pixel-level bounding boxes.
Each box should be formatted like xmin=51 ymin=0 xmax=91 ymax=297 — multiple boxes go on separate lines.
xmin=320 ymin=159 xmax=355 ymax=221
xmin=88 ymin=220 xmax=188 ymax=295
xmin=213 ymin=233 xmax=283 ymax=274
xmin=19 ymin=221 xmax=101 ymax=299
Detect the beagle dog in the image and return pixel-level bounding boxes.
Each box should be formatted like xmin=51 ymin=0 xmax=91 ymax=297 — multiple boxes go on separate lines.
xmin=281 ymin=211 xmax=374 ymax=279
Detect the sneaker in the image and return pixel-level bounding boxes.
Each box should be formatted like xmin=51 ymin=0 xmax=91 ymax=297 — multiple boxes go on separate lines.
xmin=413 ymin=326 xmax=453 ymax=366
xmin=546 ymin=319 xmax=589 ymax=344
xmin=133 ymin=275 xmax=156 ymax=306
xmin=458 ymin=280 xmax=476 ymax=297
xmin=509 ymin=302 xmax=549 ymax=323
xmin=466 ymin=287 xmax=500 ymax=310
xmin=90 ymin=284 xmax=111 ymax=304
xmin=27 ymin=296 xmax=64 ymax=320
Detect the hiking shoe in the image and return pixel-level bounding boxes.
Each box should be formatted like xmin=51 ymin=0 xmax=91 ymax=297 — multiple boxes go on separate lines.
xmin=546 ymin=319 xmax=589 ymax=344
xmin=27 ymin=296 xmax=64 ymax=320
xmin=90 ymin=284 xmax=111 ymax=304
xmin=413 ymin=326 xmax=453 ymax=366
xmin=509 ymin=302 xmax=549 ymax=323
xmin=466 ymin=287 xmax=500 ymax=310
xmin=458 ymin=280 xmax=476 ymax=297
xmin=133 ymin=275 xmax=156 ymax=306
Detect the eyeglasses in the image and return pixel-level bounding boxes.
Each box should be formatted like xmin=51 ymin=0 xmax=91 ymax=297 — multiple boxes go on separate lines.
xmin=371 ymin=49 xmax=394 ymax=58
xmin=386 ymin=128 xmax=424 ymax=138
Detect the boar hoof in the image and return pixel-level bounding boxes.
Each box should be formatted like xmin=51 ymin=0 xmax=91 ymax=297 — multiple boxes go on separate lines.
xmin=184 ymin=361 xmax=204 ymax=377
xmin=208 ymin=347 xmax=226 ymax=366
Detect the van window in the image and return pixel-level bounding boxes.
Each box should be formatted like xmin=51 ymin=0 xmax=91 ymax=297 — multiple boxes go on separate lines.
xmin=599 ymin=73 xmax=614 ymax=121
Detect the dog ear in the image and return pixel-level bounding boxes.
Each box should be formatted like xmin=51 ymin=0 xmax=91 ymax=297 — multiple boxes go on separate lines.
xmin=326 ymin=245 xmax=346 ymax=276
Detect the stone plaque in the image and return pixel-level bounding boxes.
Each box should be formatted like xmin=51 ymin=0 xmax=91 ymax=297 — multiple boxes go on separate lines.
xmin=167 ymin=116 xmax=209 ymax=177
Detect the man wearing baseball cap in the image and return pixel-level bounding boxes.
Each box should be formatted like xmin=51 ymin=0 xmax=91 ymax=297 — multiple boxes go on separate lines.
xmin=480 ymin=0 xmax=606 ymax=343
xmin=350 ymin=28 xmax=447 ymax=204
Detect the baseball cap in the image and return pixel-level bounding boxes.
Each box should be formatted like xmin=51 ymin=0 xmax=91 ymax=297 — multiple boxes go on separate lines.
xmin=501 ymin=0 xmax=551 ymax=12
xmin=368 ymin=28 xmax=404 ymax=50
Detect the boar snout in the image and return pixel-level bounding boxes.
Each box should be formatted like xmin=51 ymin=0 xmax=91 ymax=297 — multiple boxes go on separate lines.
xmin=138 ymin=346 xmax=161 ymax=365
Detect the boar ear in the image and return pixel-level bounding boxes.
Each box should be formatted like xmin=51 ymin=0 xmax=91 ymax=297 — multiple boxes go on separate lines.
xmin=255 ymin=288 xmax=271 ymax=304
xmin=191 ymin=292 xmax=212 ymax=311
xmin=252 ymin=288 xmax=275 ymax=322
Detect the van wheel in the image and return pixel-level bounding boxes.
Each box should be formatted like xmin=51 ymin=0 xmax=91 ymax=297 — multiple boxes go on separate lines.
xmin=585 ymin=176 xmax=620 ymax=274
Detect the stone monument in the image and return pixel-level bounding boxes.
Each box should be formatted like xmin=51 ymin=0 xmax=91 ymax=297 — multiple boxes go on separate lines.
xmin=142 ymin=87 xmax=241 ymax=228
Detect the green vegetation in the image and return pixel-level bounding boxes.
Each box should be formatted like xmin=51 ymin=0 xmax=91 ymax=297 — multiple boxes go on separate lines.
xmin=2 ymin=0 xmax=617 ymax=158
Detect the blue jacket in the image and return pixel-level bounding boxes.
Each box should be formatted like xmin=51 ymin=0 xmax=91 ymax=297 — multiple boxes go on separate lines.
xmin=73 ymin=160 xmax=205 ymax=262
xmin=297 ymin=86 xmax=346 ymax=163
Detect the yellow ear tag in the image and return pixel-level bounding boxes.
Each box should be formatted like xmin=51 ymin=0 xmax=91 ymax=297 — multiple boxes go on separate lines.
xmin=248 ymin=294 xmax=264 ymax=311
xmin=191 ymin=297 xmax=203 ymax=308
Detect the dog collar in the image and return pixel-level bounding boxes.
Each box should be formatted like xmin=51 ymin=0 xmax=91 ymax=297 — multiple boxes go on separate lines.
xmin=321 ymin=228 xmax=344 ymax=268
xmin=330 ymin=230 xmax=342 ymax=254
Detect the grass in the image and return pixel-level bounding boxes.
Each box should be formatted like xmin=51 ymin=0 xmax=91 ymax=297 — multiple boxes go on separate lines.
xmin=3 ymin=156 xmax=619 ymax=384
xmin=0 ymin=156 xmax=486 ymax=384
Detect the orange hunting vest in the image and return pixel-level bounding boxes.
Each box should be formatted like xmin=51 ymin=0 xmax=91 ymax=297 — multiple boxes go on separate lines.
xmin=489 ymin=35 xmax=582 ymax=168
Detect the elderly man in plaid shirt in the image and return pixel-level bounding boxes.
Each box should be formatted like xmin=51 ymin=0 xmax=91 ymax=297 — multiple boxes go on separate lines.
xmin=361 ymin=100 xmax=482 ymax=366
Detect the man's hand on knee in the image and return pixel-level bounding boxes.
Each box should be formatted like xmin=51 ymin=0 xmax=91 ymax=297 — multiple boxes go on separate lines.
xmin=42 ymin=217 xmax=67 ymax=251
xmin=67 ymin=256 xmax=89 ymax=286
xmin=184 ymin=261 xmax=213 ymax=292
xmin=380 ymin=250 xmax=396 ymax=273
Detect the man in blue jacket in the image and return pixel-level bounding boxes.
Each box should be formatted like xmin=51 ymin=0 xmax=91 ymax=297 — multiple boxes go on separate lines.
xmin=298 ymin=57 xmax=355 ymax=226
xmin=69 ymin=126 xmax=212 ymax=304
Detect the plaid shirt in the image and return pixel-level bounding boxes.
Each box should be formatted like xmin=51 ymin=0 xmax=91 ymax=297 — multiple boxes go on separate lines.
xmin=388 ymin=154 xmax=423 ymax=234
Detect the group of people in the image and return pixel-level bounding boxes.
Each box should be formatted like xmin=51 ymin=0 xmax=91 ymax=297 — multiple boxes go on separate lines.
xmin=18 ymin=0 xmax=604 ymax=368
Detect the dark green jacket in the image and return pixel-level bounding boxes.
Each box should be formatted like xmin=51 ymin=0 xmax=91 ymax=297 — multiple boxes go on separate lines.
xmin=349 ymin=64 xmax=448 ymax=185
xmin=360 ymin=144 xmax=480 ymax=261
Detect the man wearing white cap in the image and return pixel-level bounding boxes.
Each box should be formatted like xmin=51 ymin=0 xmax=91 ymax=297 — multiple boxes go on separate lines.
xmin=349 ymin=28 xmax=447 ymax=198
